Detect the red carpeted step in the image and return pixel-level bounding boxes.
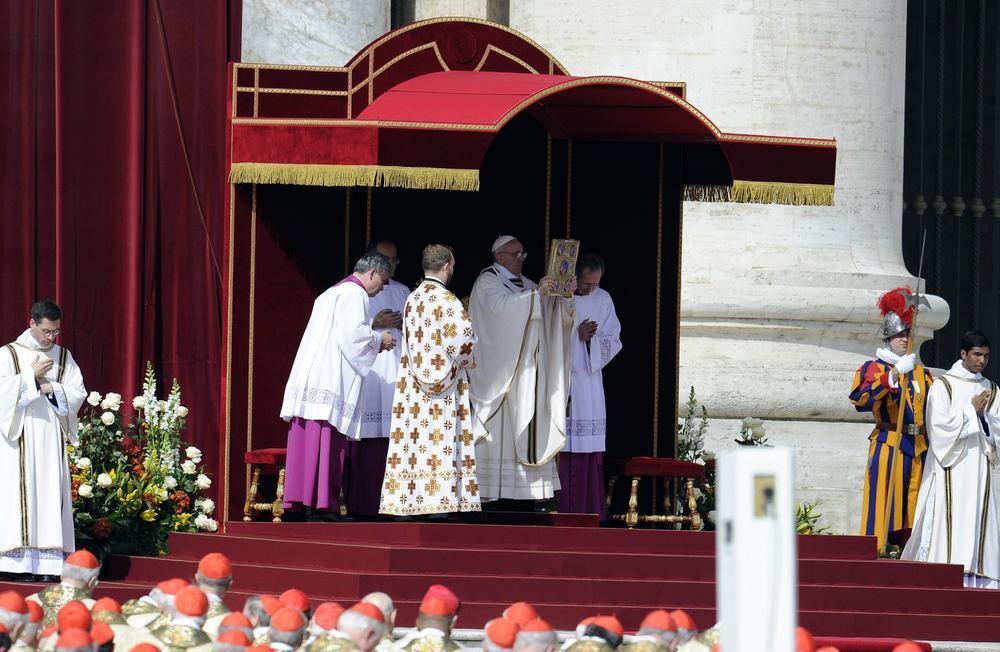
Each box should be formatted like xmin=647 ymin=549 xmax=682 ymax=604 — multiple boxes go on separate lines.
xmin=222 ymin=522 xmax=877 ymax=560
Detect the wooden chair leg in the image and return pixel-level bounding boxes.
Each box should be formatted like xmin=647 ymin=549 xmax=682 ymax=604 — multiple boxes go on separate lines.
xmin=244 ymin=466 xmax=261 ymax=522
xmin=685 ymin=478 xmax=702 ymax=530
xmin=625 ymin=476 xmax=640 ymax=529
xmin=272 ymin=468 xmax=286 ymax=522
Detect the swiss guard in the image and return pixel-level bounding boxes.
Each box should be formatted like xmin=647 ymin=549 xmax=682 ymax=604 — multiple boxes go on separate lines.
xmin=849 ymin=287 xmax=933 ymax=549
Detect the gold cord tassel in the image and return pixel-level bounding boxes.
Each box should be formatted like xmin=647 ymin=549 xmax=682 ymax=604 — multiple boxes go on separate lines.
xmin=229 ymin=163 xmax=480 ymax=192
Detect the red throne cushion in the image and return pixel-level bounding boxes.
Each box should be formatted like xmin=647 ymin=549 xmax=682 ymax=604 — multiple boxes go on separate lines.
xmin=244 ymin=448 xmax=287 ymax=466
xmin=622 ymin=457 xmax=704 ymax=478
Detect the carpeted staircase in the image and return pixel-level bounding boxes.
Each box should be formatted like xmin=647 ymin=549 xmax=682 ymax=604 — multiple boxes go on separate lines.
xmin=4 ymin=521 xmax=998 ymax=646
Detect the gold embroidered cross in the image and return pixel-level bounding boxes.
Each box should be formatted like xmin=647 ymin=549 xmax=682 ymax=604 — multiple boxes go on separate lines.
xmin=409 ymin=428 xmax=421 ymax=443
xmin=413 ymin=352 xmax=423 ymax=367
xmin=388 ymin=453 xmax=402 ymax=469
xmin=428 ymin=454 xmax=441 ymax=471
xmin=390 ymin=427 xmax=404 ymax=444
xmin=432 ymin=306 xmax=443 ymax=321
xmin=460 ymin=342 xmax=473 ymax=356
xmin=442 ymin=323 xmax=457 ymax=338
xmin=456 ymin=404 xmax=469 ymax=420
xmin=430 ymin=354 xmax=446 ymax=371
xmin=466 ymin=479 xmax=479 ymax=495
xmin=407 ymin=479 xmax=417 ymax=494
xmin=426 ymin=479 xmax=440 ymax=495
xmin=460 ymin=429 xmax=473 ymax=445
xmin=416 ymin=302 xmax=426 ymax=315
xmin=414 ymin=327 xmax=424 ymax=342
xmin=396 ymin=377 xmax=408 ymax=393
xmin=430 ymin=428 xmax=444 ymax=444
xmin=429 ymin=404 xmax=443 ymax=419
xmin=409 ymin=404 xmax=421 ymax=419
xmin=393 ymin=403 xmax=406 ymax=418
xmin=461 ymin=454 xmax=475 ymax=471
xmin=385 ymin=478 xmax=399 ymax=494
xmin=408 ymin=454 xmax=418 ymax=469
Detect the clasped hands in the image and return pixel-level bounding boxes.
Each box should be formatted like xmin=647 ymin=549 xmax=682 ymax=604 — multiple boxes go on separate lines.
xmin=31 ymin=355 xmax=54 ymax=395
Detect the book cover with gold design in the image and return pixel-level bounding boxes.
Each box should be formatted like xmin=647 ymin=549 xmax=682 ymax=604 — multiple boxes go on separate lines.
xmin=546 ymin=239 xmax=580 ymax=297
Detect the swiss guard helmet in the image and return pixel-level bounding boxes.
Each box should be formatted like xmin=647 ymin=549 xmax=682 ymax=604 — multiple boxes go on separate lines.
xmin=877 ymin=287 xmax=916 ymax=340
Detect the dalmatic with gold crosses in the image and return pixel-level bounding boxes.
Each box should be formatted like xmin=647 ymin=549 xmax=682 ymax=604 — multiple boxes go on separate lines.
xmin=850 ymin=353 xmax=933 ymax=543
xmin=379 ymin=278 xmax=481 ymax=515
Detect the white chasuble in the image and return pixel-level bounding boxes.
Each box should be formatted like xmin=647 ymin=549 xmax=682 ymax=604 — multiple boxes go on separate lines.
xmin=468 ymin=265 xmax=574 ymax=501
xmin=566 ymin=288 xmax=623 ymax=453
xmin=280 ymin=280 xmax=381 ymax=439
xmin=379 ymin=279 xmax=480 ymax=515
xmin=902 ymin=360 xmax=1000 ymax=586
xmin=0 ymin=331 xmax=86 ymax=575
xmin=359 ymin=279 xmax=409 ymax=439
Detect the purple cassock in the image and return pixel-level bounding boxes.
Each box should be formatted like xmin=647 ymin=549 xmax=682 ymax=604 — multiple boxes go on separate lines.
xmin=282 ymin=274 xmax=369 ymax=514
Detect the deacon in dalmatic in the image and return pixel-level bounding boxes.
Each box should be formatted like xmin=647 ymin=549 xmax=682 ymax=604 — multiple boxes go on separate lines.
xmin=0 ymin=300 xmax=86 ymax=579
xmin=468 ymin=235 xmax=576 ymax=507
xmin=348 ymin=240 xmax=409 ymax=517
xmin=280 ymin=254 xmax=396 ymax=519
xmin=902 ymin=331 xmax=1000 ymax=588
xmin=379 ymin=245 xmax=480 ymax=516
xmin=559 ymin=254 xmax=622 ymax=518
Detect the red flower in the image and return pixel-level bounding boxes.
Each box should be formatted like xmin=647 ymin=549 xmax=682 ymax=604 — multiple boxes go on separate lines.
xmin=91 ymin=518 xmax=113 ymax=540
xmin=70 ymin=478 xmax=82 ymax=501
xmin=170 ymin=490 xmax=191 ymax=514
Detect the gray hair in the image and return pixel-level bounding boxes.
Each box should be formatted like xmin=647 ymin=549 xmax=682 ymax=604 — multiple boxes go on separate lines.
xmin=195 ymin=572 xmax=232 ymax=593
xmin=361 ymin=592 xmax=395 ymax=629
xmin=243 ymin=596 xmax=270 ymax=628
xmin=213 ymin=643 xmax=246 ymax=652
xmin=337 ymin=610 xmax=385 ymax=652
xmin=0 ymin=608 xmax=27 ymax=640
xmin=269 ymin=625 xmax=305 ymax=649
xmin=514 ymin=630 xmax=557 ymax=652
xmin=354 ymin=253 xmax=392 ymax=277
xmin=62 ymin=563 xmax=100 ymax=587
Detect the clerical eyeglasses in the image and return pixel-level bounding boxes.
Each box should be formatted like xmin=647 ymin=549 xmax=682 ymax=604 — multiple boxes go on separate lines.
xmin=501 ymin=250 xmax=528 ymax=261
xmin=40 ymin=328 xmax=61 ymax=336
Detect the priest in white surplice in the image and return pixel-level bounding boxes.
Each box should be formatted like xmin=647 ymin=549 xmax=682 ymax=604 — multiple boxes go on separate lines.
xmin=902 ymin=330 xmax=1000 ymax=588
xmin=281 ymin=253 xmax=396 ymax=519
xmin=0 ymin=300 xmax=86 ymax=579
xmin=468 ymin=235 xmax=576 ymax=507
xmin=347 ymin=240 xmax=409 ymax=517
xmin=559 ymin=254 xmax=622 ymax=518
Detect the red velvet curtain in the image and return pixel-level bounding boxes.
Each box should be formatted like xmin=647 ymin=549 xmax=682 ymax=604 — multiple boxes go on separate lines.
xmin=0 ymin=0 xmax=241 ymax=497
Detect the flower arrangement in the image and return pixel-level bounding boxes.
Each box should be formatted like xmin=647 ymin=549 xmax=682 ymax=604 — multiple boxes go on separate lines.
xmin=735 ymin=417 xmax=769 ymax=446
xmin=69 ymin=362 xmax=216 ymax=562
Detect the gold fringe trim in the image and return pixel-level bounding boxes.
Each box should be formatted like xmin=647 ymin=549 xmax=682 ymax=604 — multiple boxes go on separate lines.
xmin=683 ymin=185 xmax=732 ymax=202
xmin=731 ymin=180 xmax=834 ymax=206
xmin=229 ymin=162 xmax=480 ymax=191
xmin=684 ymin=181 xmax=834 ymax=206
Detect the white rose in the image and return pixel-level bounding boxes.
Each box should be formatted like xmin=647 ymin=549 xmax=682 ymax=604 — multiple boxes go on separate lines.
xmin=97 ymin=473 xmax=113 ymax=488
xmin=750 ymin=425 xmax=767 ymax=441
xmin=702 ymin=452 xmax=716 ymax=463
xmin=181 ymin=460 xmax=197 ymax=475
xmin=196 ymin=498 xmax=215 ymax=514
xmin=185 ymin=446 xmax=201 ymax=460
xmin=87 ymin=392 xmax=102 ymax=406
xmin=204 ymin=518 xmax=218 ymax=532
xmin=195 ymin=474 xmax=212 ymax=490
xmin=158 ymin=487 xmax=169 ymax=500
xmin=177 ymin=406 xmax=189 ymax=418
xmin=191 ymin=457 xmax=202 ymax=465
xmin=101 ymin=392 xmax=122 ymax=411
xmin=707 ymin=510 xmax=717 ymax=523
xmin=78 ymin=484 xmax=93 ymax=498
xmin=100 ymin=412 xmax=115 ymax=426
xmin=163 ymin=476 xmax=178 ymax=490
xmin=194 ymin=514 xmax=210 ymax=530
xmin=132 ymin=396 xmax=146 ymax=409
xmin=76 ymin=457 xmax=91 ymax=470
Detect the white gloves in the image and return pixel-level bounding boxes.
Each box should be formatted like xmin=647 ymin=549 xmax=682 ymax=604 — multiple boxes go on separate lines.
xmin=894 ymin=353 xmax=916 ymax=376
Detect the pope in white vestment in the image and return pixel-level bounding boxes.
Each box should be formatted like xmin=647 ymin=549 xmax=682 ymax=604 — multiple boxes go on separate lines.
xmin=468 ymin=236 xmax=575 ymax=503
xmin=280 ymin=255 xmax=394 ymax=515
xmin=902 ymin=336 xmax=1000 ymax=588
xmin=0 ymin=313 xmax=86 ymax=577
xmin=560 ymin=256 xmax=622 ymax=517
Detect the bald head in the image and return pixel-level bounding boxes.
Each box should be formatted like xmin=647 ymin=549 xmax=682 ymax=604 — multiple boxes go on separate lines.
xmin=361 ymin=593 xmax=395 ymax=631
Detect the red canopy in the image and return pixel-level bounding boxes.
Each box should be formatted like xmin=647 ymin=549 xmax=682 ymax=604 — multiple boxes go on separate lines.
xmin=228 ymin=21 xmax=836 ymax=205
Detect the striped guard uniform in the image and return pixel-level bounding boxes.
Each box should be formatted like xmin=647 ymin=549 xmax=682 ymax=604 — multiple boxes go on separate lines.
xmin=850 ymin=354 xmax=933 ymax=543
